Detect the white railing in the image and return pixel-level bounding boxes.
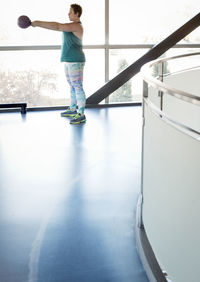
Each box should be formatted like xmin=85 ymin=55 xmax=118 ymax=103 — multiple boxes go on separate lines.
xmin=137 ymin=52 xmax=200 ymax=282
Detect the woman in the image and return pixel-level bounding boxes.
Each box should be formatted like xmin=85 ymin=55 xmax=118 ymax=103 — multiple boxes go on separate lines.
xmin=31 ymin=4 xmax=86 ymax=124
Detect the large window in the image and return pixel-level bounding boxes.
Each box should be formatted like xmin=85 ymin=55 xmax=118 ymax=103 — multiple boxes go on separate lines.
xmin=0 ymin=0 xmax=104 ymax=46
xmin=0 ymin=0 xmax=199 ymax=107
xmin=0 ymin=49 xmax=104 ymax=107
xmin=110 ymin=0 xmax=200 ymax=44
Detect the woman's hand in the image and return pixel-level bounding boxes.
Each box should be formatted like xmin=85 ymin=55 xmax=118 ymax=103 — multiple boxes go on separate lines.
xmin=31 ymin=21 xmax=37 ymax=27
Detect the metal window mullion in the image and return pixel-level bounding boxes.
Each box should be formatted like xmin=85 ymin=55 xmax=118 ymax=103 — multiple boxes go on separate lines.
xmin=1 ymin=44 xmax=200 ymax=52
xmin=105 ymin=0 xmax=109 ymax=104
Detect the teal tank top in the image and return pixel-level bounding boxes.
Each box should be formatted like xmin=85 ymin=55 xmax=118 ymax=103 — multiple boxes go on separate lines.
xmin=60 ymin=31 xmax=85 ymax=62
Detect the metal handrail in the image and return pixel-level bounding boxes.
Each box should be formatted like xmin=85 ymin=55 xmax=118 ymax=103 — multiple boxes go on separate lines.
xmin=142 ymin=52 xmax=200 ymax=140
xmin=142 ymin=52 xmax=200 ymax=106
xmin=146 ymin=51 xmax=200 ymax=66
xmin=144 ymin=98 xmax=200 ymax=140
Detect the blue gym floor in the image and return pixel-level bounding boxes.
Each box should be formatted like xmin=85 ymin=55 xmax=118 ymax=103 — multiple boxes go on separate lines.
xmin=0 ymin=106 xmax=149 ymax=282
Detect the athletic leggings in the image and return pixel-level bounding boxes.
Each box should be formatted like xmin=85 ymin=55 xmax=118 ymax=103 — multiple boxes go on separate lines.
xmin=64 ymin=62 xmax=86 ymax=115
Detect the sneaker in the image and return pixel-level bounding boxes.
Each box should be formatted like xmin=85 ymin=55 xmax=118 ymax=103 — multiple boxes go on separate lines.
xmin=70 ymin=113 xmax=86 ymax=124
xmin=61 ymin=107 xmax=77 ymax=117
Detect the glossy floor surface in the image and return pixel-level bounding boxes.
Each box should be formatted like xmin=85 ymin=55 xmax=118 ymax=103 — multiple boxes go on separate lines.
xmin=0 ymin=107 xmax=149 ymax=282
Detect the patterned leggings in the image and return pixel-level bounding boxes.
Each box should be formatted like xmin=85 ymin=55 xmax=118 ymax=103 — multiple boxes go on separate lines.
xmin=64 ymin=62 xmax=86 ymax=115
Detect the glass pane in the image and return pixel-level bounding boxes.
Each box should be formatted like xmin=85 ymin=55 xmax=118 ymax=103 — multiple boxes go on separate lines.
xmin=84 ymin=49 xmax=105 ymax=97
xmin=0 ymin=49 xmax=104 ymax=107
xmin=110 ymin=0 xmax=200 ymax=44
xmin=82 ymin=0 xmax=105 ymax=45
xmin=0 ymin=0 xmax=104 ymax=46
xmin=109 ymin=49 xmax=147 ymax=103
xmin=164 ymin=48 xmax=200 ymax=73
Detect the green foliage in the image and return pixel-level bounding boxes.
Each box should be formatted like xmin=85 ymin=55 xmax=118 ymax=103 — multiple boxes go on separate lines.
xmin=110 ymin=59 xmax=132 ymax=103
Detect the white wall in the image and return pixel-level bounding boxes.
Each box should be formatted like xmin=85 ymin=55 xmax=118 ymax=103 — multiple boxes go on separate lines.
xmin=142 ymin=68 xmax=200 ymax=282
